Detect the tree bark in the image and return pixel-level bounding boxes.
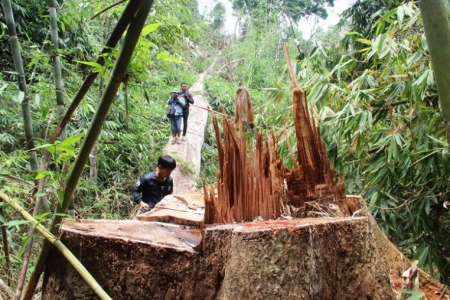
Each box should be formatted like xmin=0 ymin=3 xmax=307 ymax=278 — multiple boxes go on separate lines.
xmin=42 ymin=215 xmax=395 ymax=299
xmin=42 ymin=196 xmax=448 ymax=299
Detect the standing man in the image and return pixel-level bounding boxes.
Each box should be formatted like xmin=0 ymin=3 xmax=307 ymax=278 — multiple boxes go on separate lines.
xmin=179 ymin=82 xmax=195 ymax=141
xmin=133 ymin=155 xmax=176 ymax=214
xmin=167 ymin=88 xmax=186 ymax=144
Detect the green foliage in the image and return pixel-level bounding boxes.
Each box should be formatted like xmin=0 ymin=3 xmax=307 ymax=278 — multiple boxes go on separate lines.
xmin=231 ymin=0 xmax=334 ymax=25
xmin=205 ymin=0 xmax=449 ymax=283
xmin=199 ymin=131 xmax=217 ymax=186
xmin=204 ymin=76 xmax=236 ymax=115
xmin=0 ymin=0 xmax=203 ymax=285
xmin=310 ymin=2 xmax=449 ymax=282
xmin=209 ymin=3 xmax=226 ymax=31
xmin=0 ymin=0 xmax=96 ymax=78
xmin=401 ymin=290 xmax=426 ymax=300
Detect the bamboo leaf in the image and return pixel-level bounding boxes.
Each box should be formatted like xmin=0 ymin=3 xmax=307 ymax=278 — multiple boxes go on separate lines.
xmin=402 ymin=290 xmax=425 ymax=300
xmin=356 ymin=38 xmax=372 ymax=45
xmin=3 ymin=220 xmax=30 ymax=229
xmin=427 ymin=135 xmax=448 ymax=147
xmin=60 ymin=133 xmax=84 ymax=147
xmin=425 ymin=197 xmax=431 ymax=215
xmin=345 ymin=31 xmax=360 ymax=36
xmin=377 ymin=7 xmax=397 ymax=23
xmin=74 ymin=60 xmax=103 ymax=73
xmin=156 ymin=52 xmax=185 ymax=63
xmin=55 ymin=145 xmax=76 ymax=153
xmin=403 ymin=14 xmax=418 ymax=31
xmin=140 ymin=23 xmax=160 ymax=36
xmin=397 ymin=5 xmax=404 ymax=28
xmin=412 ymin=70 xmax=430 ymax=87
xmin=416 ymin=246 xmax=429 ymax=266
xmin=34 ymin=212 xmax=51 ymax=221
xmin=34 ymin=171 xmax=53 ymax=180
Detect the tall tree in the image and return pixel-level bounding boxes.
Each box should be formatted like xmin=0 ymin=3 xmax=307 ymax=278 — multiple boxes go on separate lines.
xmin=231 ymin=0 xmax=334 ymax=23
xmin=210 ymin=2 xmax=226 ymax=30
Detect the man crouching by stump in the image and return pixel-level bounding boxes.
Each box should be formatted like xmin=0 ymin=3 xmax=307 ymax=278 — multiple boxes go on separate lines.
xmin=133 ymin=155 xmax=176 ymax=214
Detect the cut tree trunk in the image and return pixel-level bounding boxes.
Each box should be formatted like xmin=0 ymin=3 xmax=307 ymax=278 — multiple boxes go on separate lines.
xmin=42 ymin=195 xmax=447 ymax=299
xmin=43 ymin=215 xmax=396 ymax=299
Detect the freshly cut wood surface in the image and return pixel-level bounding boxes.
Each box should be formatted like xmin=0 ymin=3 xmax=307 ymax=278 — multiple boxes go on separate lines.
xmin=61 ymin=219 xmax=201 ymax=250
xmin=137 ymin=194 xmax=204 ymax=226
xmin=172 ymin=189 xmax=205 ymax=209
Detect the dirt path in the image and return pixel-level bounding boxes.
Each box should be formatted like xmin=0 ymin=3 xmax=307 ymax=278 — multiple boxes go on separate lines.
xmin=165 ymin=73 xmax=210 ymax=194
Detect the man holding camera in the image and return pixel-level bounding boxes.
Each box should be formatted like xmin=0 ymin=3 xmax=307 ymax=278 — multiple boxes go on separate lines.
xmin=179 ymin=82 xmax=195 ymax=141
xmin=167 ymin=88 xmax=186 ymax=144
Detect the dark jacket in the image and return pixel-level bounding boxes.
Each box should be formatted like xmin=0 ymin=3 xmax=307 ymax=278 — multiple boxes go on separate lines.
xmin=133 ymin=171 xmax=173 ymax=208
xmin=180 ymin=90 xmax=194 ymax=109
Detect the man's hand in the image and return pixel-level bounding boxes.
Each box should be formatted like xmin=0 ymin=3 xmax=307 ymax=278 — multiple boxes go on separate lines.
xmin=139 ymin=201 xmax=151 ymax=214
xmin=139 ymin=201 xmax=149 ymax=209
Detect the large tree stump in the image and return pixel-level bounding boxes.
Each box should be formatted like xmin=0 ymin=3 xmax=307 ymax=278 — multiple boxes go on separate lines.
xmin=43 ymin=216 xmax=395 ymax=299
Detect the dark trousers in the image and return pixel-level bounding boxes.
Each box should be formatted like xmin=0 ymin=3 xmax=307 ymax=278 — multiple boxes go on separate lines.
xmin=182 ymin=108 xmax=189 ymax=136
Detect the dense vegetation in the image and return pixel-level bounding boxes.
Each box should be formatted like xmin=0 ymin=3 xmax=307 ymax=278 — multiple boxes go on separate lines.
xmin=0 ymin=0 xmax=448 ymax=294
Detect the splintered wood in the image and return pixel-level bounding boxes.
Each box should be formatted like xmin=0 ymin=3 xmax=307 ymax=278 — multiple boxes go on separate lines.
xmin=283 ymin=89 xmax=346 ymax=208
xmin=205 ymin=104 xmax=283 ymax=224
xmin=205 ymin=66 xmax=350 ymax=224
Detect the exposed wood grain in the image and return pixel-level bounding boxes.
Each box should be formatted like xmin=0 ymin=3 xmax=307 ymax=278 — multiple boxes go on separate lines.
xmin=205 ymin=46 xmax=354 ymax=224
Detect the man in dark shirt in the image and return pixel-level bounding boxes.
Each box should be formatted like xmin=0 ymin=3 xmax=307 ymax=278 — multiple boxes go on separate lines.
xmin=133 ymin=155 xmax=176 ymax=213
xmin=179 ymin=82 xmax=195 ymax=141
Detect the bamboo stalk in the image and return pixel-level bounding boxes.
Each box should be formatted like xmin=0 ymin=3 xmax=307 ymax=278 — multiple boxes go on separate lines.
xmin=23 ymin=1 xmax=154 ymax=299
xmin=2 ymin=0 xmax=41 ymax=295
xmin=419 ymin=0 xmax=450 ymax=122
xmin=1 ymin=0 xmax=39 ymax=172
xmin=0 ymin=206 xmax=10 ymax=282
xmin=14 ymin=1 xmax=68 ymax=298
xmin=0 ymin=193 xmax=111 ymax=299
